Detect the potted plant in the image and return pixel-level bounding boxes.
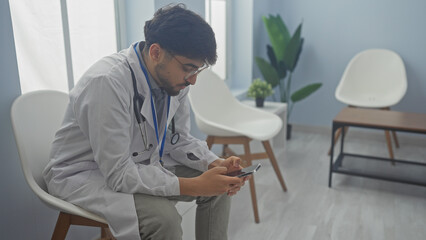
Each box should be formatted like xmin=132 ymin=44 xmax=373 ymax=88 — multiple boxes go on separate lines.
xmin=255 ymin=15 xmax=322 ymax=139
xmin=247 ymin=78 xmax=273 ymax=107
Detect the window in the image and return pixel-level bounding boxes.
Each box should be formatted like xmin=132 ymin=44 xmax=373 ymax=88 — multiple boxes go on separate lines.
xmin=205 ymin=0 xmax=228 ymax=80
xmin=9 ymin=0 xmax=118 ymax=94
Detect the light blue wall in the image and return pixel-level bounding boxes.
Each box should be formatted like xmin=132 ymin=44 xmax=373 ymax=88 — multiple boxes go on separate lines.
xmin=124 ymin=0 xmax=154 ymax=47
xmin=0 ymin=1 xmax=30 ymax=238
xmin=229 ymin=0 xmax=253 ymax=91
xmin=124 ymin=0 xmax=204 ymax=47
xmin=155 ymin=0 xmax=204 ymax=17
xmin=0 ymin=1 xmax=97 ymax=238
xmin=268 ymin=0 xmax=426 ymax=125
xmin=127 ymin=0 xmax=426 ymax=127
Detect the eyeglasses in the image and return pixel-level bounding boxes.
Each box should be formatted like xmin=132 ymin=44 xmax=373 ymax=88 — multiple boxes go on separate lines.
xmin=171 ymin=54 xmax=209 ymax=80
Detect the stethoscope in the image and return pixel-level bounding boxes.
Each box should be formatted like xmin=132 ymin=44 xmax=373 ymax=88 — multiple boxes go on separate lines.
xmin=128 ymin=43 xmax=180 ymax=162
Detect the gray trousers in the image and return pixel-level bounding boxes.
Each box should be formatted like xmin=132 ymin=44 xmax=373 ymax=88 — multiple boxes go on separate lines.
xmin=133 ymin=166 xmax=231 ymax=240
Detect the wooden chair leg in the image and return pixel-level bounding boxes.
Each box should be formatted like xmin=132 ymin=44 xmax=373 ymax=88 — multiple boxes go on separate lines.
xmin=384 ymin=130 xmax=395 ymax=165
xmin=221 ymin=144 xmax=228 ymax=158
xmin=392 ymin=131 xmax=400 ymax=148
xmin=100 ymin=227 xmax=115 ymax=240
xmin=101 ymin=227 xmax=107 ymax=238
xmin=52 ymin=212 xmax=71 ymax=240
xmin=222 ymin=144 xmax=239 ymax=161
xmin=206 ymin=136 xmax=214 ymax=149
xmin=328 ymin=126 xmax=350 ymax=155
xmin=262 ymin=140 xmax=287 ymax=192
xmin=243 ymin=138 xmax=259 ymax=223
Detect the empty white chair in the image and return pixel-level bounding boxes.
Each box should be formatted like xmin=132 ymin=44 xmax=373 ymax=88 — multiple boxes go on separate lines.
xmin=336 ymin=49 xmax=407 ymax=108
xmin=11 ymin=90 xmax=114 ymax=239
xmin=189 ymin=70 xmax=287 ymax=223
xmin=330 ymin=49 xmax=407 ymax=158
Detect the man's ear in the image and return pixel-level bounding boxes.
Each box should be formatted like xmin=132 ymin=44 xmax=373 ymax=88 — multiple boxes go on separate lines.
xmin=148 ymin=43 xmax=164 ymax=63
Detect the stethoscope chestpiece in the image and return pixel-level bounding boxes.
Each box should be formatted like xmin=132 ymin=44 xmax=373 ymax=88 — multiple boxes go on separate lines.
xmin=171 ymin=133 xmax=180 ymax=145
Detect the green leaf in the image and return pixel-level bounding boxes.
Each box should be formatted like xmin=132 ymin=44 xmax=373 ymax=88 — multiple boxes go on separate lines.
xmin=277 ymin=60 xmax=287 ymax=79
xmin=290 ymin=83 xmax=322 ymax=102
xmin=262 ymin=15 xmax=290 ymax=62
xmin=255 ymin=57 xmax=280 ymax=88
xmin=266 ymin=44 xmax=277 ymax=70
xmin=291 ymin=38 xmax=304 ymax=72
xmin=267 ymin=45 xmax=287 ymax=79
xmin=283 ymin=23 xmax=303 ymax=72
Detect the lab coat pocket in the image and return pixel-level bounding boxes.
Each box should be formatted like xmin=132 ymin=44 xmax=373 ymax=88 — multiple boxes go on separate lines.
xmin=169 ymin=145 xmax=209 ymax=171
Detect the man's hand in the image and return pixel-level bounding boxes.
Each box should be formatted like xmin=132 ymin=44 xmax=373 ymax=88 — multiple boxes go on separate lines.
xmin=179 ymin=167 xmax=242 ymax=196
xmin=208 ymin=156 xmax=250 ymax=196
xmin=208 ymin=156 xmax=242 ymax=173
xmin=179 ymin=156 xmax=250 ymax=197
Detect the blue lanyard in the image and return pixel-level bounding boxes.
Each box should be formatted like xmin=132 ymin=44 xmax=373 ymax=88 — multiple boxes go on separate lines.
xmin=133 ymin=43 xmax=170 ymax=165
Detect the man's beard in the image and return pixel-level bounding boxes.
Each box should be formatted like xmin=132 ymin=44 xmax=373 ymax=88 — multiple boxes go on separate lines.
xmin=155 ymin=64 xmax=183 ymax=96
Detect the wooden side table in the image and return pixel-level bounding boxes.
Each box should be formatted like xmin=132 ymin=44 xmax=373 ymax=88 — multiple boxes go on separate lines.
xmin=241 ymin=100 xmax=287 ymax=151
xmin=329 ymin=107 xmax=426 ymax=187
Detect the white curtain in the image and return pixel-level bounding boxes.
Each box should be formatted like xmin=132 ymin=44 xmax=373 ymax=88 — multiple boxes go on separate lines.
xmin=67 ymin=0 xmax=117 ymax=84
xmin=9 ymin=0 xmax=68 ymax=93
xmin=9 ymin=0 xmax=117 ymax=93
xmin=206 ymin=0 xmax=227 ymax=80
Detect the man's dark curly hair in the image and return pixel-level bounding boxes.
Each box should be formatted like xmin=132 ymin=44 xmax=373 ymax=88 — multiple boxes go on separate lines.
xmin=143 ymin=4 xmax=217 ymax=65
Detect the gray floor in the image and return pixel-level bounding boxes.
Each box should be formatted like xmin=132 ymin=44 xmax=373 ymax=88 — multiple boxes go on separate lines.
xmin=227 ymin=126 xmax=426 ymax=240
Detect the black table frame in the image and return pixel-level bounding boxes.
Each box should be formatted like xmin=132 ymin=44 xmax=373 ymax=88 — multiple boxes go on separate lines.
xmin=328 ymin=122 xmax=426 ymax=187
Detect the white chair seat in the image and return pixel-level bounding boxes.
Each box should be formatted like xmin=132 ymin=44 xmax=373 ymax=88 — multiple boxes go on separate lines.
xmin=194 ymin=102 xmax=282 ymax=140
xmin=337 ymin=91 xmax=405 ymax=108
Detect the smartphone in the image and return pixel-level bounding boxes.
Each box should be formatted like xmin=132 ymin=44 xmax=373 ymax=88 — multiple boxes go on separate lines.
xmin=227 ymin=163 xmax=261 ymax=178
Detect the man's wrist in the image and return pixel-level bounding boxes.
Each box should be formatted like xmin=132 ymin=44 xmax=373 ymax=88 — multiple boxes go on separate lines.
xmin=208 ymin=158 xmax=225 ymax=170
xmin=179 ymin=177 xmax=199 ymax=196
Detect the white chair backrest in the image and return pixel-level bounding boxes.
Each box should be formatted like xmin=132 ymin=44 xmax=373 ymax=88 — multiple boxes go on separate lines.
xmin=11 ymin=90 xmax=68 ymax=192
xmin=336 ymin=49 xmax=407 ymax=108
xmin=189 ymin=70 xmax=241 ymax=123
xmin=189 ymin=70 xmax=282 ymax=140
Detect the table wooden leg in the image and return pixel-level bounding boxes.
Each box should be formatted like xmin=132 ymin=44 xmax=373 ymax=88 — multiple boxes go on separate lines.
xmin=392 ymin=131 xmax=400 ymax=148
xmin=385 ymin=130 xmax=395 ymax=165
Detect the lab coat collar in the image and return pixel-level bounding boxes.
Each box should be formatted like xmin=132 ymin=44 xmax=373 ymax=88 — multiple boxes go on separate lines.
xmin=126 ymin=42 xmax=155 ymax=131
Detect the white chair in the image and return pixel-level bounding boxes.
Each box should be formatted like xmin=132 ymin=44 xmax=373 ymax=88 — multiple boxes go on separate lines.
xmin=11 ymin=90 xmax=114 ymax=240
xmin=330 ymin=49 xmax=407 ymax=159
xmin=189 ymin=70 xmax=287 ymax=223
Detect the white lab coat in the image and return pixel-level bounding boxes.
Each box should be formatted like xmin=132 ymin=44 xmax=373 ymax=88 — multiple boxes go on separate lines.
xmin=43 ymin=42 xmax=219 ymax=239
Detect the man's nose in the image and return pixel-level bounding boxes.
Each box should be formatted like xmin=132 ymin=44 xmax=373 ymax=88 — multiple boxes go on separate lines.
xmin=186 ymin=75 xmax=197 ymax=85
